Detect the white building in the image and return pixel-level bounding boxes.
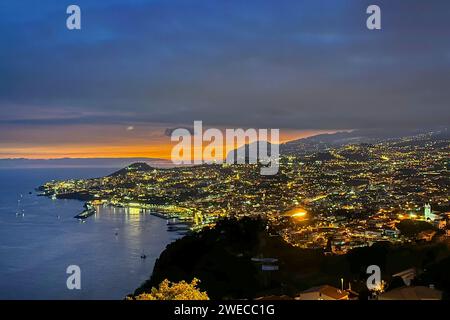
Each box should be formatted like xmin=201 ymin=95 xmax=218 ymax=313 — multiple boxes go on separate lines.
xmin=424 ymin=203 xmax=439 ymax=221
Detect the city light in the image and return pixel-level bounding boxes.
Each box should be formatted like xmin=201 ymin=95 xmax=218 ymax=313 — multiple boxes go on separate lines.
xmin=291 ymin=211 xmax=307 ymax=218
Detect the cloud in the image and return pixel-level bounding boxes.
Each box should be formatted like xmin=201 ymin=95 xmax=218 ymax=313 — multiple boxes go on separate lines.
xmin=164 ymin=127 xmax=194 ymax=137
xmin=0 ymin=0 xmax=449 ymax=133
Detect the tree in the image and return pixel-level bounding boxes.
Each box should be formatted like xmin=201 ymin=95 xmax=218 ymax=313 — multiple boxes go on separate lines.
xmin=396 ymin=220 xmax=436 ymax=238
xmin=130 ymin=278 xmax=209 ymax=300
xmin=388 ymin=276 xmax=406 ymax=290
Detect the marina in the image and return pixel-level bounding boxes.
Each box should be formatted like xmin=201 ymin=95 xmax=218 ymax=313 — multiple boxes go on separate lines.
xmin=0 ymin=167 xmax=181 ymax=299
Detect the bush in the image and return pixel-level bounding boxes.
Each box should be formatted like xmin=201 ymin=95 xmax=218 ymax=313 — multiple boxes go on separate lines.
xmin=130 ymin=278 xmax=209 ymax=300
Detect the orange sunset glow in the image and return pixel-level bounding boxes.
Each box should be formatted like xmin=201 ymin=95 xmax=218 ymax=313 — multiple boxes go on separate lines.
xmin=0 ymin=124 xmax=343 ymax=159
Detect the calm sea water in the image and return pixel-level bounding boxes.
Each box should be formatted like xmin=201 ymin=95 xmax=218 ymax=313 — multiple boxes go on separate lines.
xmin=0 ymin=168 xmax=180 ymax=300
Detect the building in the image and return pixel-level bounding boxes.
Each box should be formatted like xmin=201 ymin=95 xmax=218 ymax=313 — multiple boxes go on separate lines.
xmin=425 ymin=203 xmax=432 ymax=220
xmin=424 ymin=203 xmax=439 ymax=221
xmin=417 ymin=230 xmax=436 ymax=242
xmin=295 ymin=285 xmax=349 ymax=300
xmin=433 ymin=218 xmax=446 ymax=230
xmin=251 ymin=257 xmax=279 ymax=272
xmin=392 ymin=268 xmax=417 ymax=286
xmin=383 ymin=229 xmax=400 ymax=238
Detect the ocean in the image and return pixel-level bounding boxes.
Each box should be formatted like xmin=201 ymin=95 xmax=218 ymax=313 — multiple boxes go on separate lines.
xmin=0 ymin=168 xmax=180 ymax=299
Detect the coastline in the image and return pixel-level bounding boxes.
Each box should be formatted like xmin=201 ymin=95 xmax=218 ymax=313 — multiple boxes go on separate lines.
xmin=0 ymin=167 xmax=182 ymax=299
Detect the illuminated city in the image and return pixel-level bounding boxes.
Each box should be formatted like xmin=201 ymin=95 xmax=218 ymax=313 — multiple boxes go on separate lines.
xmin=1 ymin=0 xmax=449 ymax=312
xmin=40 ymin=129 xmax=449 ymax=255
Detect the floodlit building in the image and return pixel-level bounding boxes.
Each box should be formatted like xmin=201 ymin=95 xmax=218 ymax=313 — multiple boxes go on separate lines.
xmin=424 ymin=203 xmax=439 ymax=221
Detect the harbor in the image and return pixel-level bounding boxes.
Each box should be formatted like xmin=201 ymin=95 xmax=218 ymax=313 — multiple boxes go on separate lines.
xmin=70 ymin=200 xmax=196 ymax=235
xmin=74 ymin=205 xmax=96 ymax=219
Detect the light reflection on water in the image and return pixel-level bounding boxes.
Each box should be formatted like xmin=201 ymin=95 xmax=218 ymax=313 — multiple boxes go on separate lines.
xmin=0 ymin=168 xmax=181 ymax=300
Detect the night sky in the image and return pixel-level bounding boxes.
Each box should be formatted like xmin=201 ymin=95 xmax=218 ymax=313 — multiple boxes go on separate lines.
xmin=0 ymin=0 xmax=449 ymax=158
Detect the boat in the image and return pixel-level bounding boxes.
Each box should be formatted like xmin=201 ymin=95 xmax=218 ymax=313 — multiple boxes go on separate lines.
xmin=16 ymin=194 xmax=24 ymax=216
xmin=74 ymin=206 xmax=96 ymax=219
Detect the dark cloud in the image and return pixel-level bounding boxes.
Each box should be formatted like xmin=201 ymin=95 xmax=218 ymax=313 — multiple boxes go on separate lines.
xmin=0 ymin=0 xmax=449 ymax=132
xmin=164 ymin=127 xmax=194 ymax=137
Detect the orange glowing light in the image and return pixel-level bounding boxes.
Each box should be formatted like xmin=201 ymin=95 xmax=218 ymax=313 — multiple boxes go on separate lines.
xmin=291 ymin=211 xmax=307 ymax=218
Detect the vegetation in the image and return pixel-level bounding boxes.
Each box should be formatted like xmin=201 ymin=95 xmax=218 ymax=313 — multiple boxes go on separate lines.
xmin=136 ymin=217 xmax=275 ymax=299
xmin=396 ymin=219 xmax=436 ymax=238
xmin=129 ymin=278 xmax=209 ymax=300
xmin=136 ymin=217 xmax=450 ymax=299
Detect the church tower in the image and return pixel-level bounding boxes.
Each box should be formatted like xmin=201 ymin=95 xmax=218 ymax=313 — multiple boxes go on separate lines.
xmin=424 ymin=203 xmax=432 ymax=221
